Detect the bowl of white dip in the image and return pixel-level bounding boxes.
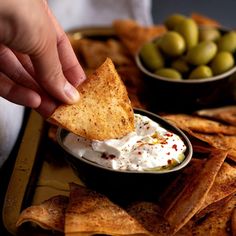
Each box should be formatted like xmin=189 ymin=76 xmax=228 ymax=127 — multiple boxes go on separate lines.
xmin=57 ymin=108 xmax=192 ymax=202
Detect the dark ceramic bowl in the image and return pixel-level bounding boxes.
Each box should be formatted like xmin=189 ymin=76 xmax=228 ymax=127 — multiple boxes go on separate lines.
xmin=135 ymin=35 xmax=236 ymax=113
xmin=57 ymin=109 xmax=192 ymax=203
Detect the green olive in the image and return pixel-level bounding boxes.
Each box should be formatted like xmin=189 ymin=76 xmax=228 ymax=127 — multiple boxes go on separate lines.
xmin=186 ymin=41 xmax=217 ymax=66
xmin=211 ymin=51 xmax=235 ymax=75
xmin=189 ymin=65 xmax=213 ymax=79
xmin=139 ymin=42 xmax=164 ymax=71
xmin=175 ymin=18 xmax=199 ymax=50
xmin=164 ymin=14 xmax=186 ymax=30
xmin=217 ymin=31 xmax=236 ymax=53
xmin=171 ymin=58 xmax=189 ymax=74
xmin=199 ymin=27 xmax=221 ymax=42
xmin=159 ymin=31 xmax=186 ymax=57
xmin=155 ymin=68 xmax=182 ymax=79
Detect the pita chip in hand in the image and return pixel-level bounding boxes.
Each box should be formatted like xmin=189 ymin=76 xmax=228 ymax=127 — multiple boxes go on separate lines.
xmin=49 ymin=58 xmax=134 ymax=140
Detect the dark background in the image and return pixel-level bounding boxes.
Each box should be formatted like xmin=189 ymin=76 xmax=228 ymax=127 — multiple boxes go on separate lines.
xmin=152 ymin=0 xmax=236 ymax=28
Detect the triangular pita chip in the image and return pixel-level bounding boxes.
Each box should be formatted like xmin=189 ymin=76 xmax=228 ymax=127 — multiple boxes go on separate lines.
xmin=195 ymin=105 xmax=236 ymax=126
xmin=65 ymin=183 xmax=150 ymax=235
xmin=16 ymin=195 xmax=69 ymax=232
xmin=175 ymin=195 xmax=236 ymax=236
xmin=162 ymin=114 xmax=236 ymax=135
xmin=127 ymin=201 xmax=170 ymax=235
xmin=113 ymin=19 xmax=166 ymax=55
xmin=198 ymin=162 xmax=236 ymax=213
xmin=163 ymin=149 xmax=227 ymax=234
xmin=191 ymin=12 xmax=221 ymax=28
xmin=49 ymin=58 xmax=134 ymax=140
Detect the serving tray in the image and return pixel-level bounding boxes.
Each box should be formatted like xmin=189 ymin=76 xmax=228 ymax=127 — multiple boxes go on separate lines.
xmin=2 ymin=27 xmax=126 ymax=236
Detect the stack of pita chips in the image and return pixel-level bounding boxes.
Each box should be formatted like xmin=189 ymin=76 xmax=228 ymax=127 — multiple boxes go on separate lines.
xmin=16 ymin=183 xmax=150 ymax=235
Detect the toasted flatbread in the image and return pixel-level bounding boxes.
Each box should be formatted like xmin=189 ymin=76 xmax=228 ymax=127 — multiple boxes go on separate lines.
xmin=127 ymin=201 xmax=170 ymax=235
xmin=16 ymin=195 xmax=69 ymax=232
xmin=163 ymin=149 xmax=227 ymax=234
xmin=198 ymin=162 xmax=236 ymax=213
xmin=192 ymin=133 xmax=236 ymax=162
xmin=232 ymin=207 xmax=236 ymax=236
xmin=195 ymin=105 xmax=236 ymax=126
xmin=113 ymin=19 xmax=166 ymax=55
xmin=162 ymin=114 xmax=236 ymax=135
xmin=191 ymin=12 xmax=221 ymax=27
xmin=65 ymin=183 xmax=150 ymax=235
xmin=176 ymin=195 xmax=236 ymax=235
xmin=49 ymin=58 xmax=134 ymax=140
xmin=77 ymin=38 xmax=133 ymax=69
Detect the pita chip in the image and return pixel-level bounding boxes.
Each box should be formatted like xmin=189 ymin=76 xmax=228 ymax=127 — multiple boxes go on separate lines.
xmin=65 ymin=183 xmax=150 ymax=236
xmin=113 ymin=19 xmax=166 ymax=55
xmin=127 ymin=201 xmax=170 ymax=235
xmin=175 ymin=195 xmax=236 ymax=236
xmin=198 ymin=162 xmax=236 ymax=213
xmin=163 ymin=149 xmax=227 ymax=234
xmin=191 ymin=12 xmax=221 ymax=28
xmin=195 ymin=105 xmax=236 ymax=126
xmin=16 ymin=195 xmax=69 ymax=232
xmin=49 ymin=58 xmax=134 ymax=140
xmin=162 ymin=114 xmax=236 ymax=135
xmin=232 ymin=207 xmax=236 ymax=236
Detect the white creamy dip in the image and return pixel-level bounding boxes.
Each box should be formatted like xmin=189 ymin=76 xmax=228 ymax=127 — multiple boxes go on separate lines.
xmin=63 ymin=114 xmax=187 ymax=171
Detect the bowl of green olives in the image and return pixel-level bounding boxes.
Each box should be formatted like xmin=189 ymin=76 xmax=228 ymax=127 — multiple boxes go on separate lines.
xmin=136 ymin=14 xmax=236 ymax=112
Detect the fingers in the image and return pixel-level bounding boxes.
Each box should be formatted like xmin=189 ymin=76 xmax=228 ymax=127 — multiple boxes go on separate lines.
xmin=46 ymin=3 xmax=86 ymax=87
xmin=0 ymin=73 xmax=41 ymax=108
xmin=0 ymin=45 xmax=58 ymax=117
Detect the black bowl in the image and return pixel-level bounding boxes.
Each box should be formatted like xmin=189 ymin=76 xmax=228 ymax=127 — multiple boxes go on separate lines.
xmin=135 ymin=34 xmax=236 ymax=113
xmin=57 ymin=109 xmax=193 ymax=203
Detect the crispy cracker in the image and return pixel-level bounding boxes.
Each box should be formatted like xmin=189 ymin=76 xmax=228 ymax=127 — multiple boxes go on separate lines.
xmin=49 ymin=58 xmax=134 ymax=140
xmin=196 ymin=106 xmax=236 ymax=126
xmin=192 ymin=133 xmax=236 ymax=162
xmin=159 ymin=158 xmax=205 ymax=214
xmin=232 ymin=207 xmax=236 ymax=236
xmin=198 ymin=162 xmax=236 ymax=213
xmin=65 ymin=183 xmax=150 ymax=235
xmin=113 ymin=19 xmax=166 ymax=55
xmin=127 ymin=201 xmax=170 ymax=235
xmin=16 ymin=195 xmax=68 ymax=232
xmin=191 ymin=12 xmax=221 ymax=28
xmin=77 ymin=38 xmax=133 ymax=69
xmin=163 ymin=149 xmax=227 ymax=234
xmin=176 ymin=195 xmax=236 ymax=235
xmin=162 ymin=114 xmax=236 ymax=135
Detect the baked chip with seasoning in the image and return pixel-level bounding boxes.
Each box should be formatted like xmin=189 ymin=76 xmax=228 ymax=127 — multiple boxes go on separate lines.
xmin=65 ymin=183 xmax=150 ymax=236
xmin=113 ymin=19 xmax=166 ymax=55
xmin=16 ymin=195 xmax=69 ymax=232
xmin=49 ymin=57 xmax=134 ymax=140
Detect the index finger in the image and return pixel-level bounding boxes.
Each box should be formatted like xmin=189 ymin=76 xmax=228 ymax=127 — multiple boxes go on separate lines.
xmin=46 ymin=3 xmax=86 ymax=88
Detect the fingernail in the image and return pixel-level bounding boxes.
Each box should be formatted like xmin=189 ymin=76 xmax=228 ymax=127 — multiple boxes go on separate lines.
xmin=64 ymin=81 xmax=80 ymax=102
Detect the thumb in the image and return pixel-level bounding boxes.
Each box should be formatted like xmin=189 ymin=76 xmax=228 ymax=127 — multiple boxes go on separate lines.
xmin=30 ymin=36 xmax=80 ymax=104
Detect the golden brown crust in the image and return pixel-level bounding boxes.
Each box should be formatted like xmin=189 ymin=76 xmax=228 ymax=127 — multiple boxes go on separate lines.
xmin=16 ymin=195 xmax=69 ymax=232
xmin=113 ymin=19 xmax=166 ymax=55
xmin=49 ymin=58 xmax=134 ymax=140
xmin=65 ymin=183 xmax=150 ymax=235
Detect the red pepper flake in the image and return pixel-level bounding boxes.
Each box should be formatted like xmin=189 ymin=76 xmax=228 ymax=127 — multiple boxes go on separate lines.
xmin=168 ymin=159 xmax=172 ymax=165
xmin=138 ymin=151 xmax=142 ymax=155
xmin=165 ymin=132 xmax=173 ymax=137
xmin=172 ymin=144 xmax=178 ymax=151
xmin=166 ymin=152 xmax=170 ymax=155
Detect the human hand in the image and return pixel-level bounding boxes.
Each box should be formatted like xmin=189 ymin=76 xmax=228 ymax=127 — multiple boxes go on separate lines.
xmin=0 ymin=0 xmax=86 ymax=117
